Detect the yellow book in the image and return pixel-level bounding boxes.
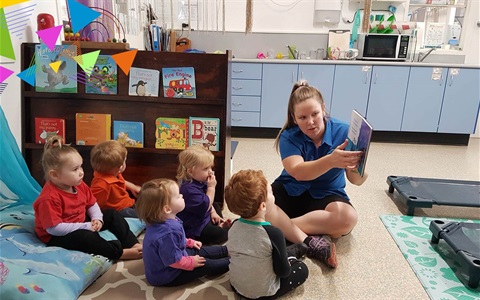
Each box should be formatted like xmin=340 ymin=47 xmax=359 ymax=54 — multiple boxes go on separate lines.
xmin=76 ymin=113 xmax=111 ymax=146
xmin=155 ymin=117 xmax=188 ymax=150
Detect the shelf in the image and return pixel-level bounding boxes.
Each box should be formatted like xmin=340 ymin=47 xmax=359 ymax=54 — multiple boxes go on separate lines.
xmin=408 ymin=4 xmax=466 ymax=8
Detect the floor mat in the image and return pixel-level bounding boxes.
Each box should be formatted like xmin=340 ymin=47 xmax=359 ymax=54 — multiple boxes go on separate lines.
xmin=380 ymin=215 xmax=480 ymax=300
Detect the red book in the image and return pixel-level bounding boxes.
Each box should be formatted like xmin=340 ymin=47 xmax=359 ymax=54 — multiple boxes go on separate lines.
xmin=34 ymin=117 xmax=66 ymax=144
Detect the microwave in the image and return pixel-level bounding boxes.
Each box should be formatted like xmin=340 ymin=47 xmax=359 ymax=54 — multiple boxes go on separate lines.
xmin=357 ymin=33 xmax=410 ymax=61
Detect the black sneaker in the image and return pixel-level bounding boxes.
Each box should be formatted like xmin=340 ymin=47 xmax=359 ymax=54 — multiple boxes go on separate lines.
xmin=286 ymin=243 xmax=309 ymax=259
xmin=306 ymin=235 xmax=337 ymax=268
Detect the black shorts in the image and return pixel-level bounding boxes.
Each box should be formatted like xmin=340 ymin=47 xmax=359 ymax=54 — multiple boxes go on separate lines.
xmin=271 ymin=181 xmax=352 ymax=219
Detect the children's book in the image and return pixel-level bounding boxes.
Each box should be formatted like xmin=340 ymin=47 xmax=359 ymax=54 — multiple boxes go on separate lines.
xmin=75 ymin=113 xmax=112 ymax=146
xmin=162 ymin=67 xmax=196 ymax=98
xmin=189 ymin=117 xmax=220 ymax=151
xmin=128 ymin=67 xmax=160 ymax=97
xmin=155 ymin=117 xmax=188 ymax=150
xmin=345 ymin=109 xmax=373 ymax=177
xmin=35 ymin=44 xmax=78 ymax=93
xmin=34 ymin=117 xmax=66 ymax=144
xmin=86 ymin=55 xmax=118 ymax=95
xmin=113 ymin=120 xmax=144 ymax=148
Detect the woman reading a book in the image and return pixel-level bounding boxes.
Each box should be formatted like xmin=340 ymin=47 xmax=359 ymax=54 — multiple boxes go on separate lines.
xmin=264 ymin=80 xmax=368 ymax=269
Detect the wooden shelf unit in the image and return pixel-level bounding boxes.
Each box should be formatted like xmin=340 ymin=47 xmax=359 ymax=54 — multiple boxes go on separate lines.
xmin=21 ymin=43 xmax=232 ymax=205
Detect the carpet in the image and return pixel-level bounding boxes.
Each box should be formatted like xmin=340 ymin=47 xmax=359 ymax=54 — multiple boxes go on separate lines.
xmin=380 ymin=215 xmax=480 ymax=300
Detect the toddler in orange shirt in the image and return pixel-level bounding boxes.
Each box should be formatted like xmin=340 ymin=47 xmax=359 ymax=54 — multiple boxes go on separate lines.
xmin=90 ymin=140 xmax=141 ymax=218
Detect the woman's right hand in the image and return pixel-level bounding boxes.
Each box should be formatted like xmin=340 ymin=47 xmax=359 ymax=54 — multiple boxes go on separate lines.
xmin=193 ymin=255 xmax=206 ymax=268
xmin=330 ymin=139 xmax=363 ymax=170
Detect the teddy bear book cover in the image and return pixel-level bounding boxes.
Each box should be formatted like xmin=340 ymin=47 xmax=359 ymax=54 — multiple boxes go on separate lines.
xmin=35 ymin=44 xmax=78 ymax=93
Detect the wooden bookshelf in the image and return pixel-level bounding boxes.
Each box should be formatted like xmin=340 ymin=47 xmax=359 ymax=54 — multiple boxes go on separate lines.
xmin=21 ymin=43 xmax=231 ymax=206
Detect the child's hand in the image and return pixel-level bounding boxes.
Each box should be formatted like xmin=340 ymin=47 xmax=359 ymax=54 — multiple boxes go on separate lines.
xmin=193 ymin=255 xmax=206 ymax=268
xmin=207 ymin=173 xmax=217 ymax=188
xmin=91 ymin=219 xmax=103 ymax=231
xmin=220 ymin=218 xmax=233 ymax=230
xmin=211 ymin=210 xmax=223 ymax=225
xmin=130 ymin=185 xmax=141 ymax=197
xmin=192 ymin=240 xmax=202 ymax=249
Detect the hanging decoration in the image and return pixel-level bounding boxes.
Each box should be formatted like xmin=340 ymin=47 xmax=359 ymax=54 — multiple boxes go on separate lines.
xmin=246 ymin=0 xmax=252 ymax=33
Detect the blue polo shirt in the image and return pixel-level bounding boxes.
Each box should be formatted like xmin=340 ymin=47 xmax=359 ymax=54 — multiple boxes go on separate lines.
xmin=177 ymin=180 xmax=211 ymax=239
xmin=274 ymin=117 xmax=350 ymax=200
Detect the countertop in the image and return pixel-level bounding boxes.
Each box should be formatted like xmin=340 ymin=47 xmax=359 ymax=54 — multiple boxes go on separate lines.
xmin=232 ymin=58 xmax=480 ymax=69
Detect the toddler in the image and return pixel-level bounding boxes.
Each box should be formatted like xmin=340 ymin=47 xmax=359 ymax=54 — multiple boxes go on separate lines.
xmin=176 ymin=144 xmax=231 ymax=245
xmin=90 ymin=140 xmax=141 ymax=218
xmin=136 ymin=178 xmax=230 ymax=286
xmin=225 ymin=170 xmax=309 ymax=299
xmin=33 ymin=136 xmax=142 ymax=260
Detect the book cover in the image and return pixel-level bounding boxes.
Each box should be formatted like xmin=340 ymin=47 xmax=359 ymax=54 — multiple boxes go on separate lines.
xmin=35 ymin=44 xmax=78 ymax=93
xmin=75 ymin=113 xmax=112 ymax=146
xmin=155 ymin=117 xmax=188 ymax=150
xmin=189 ymin=117 xmax=220 ymax=151
xmin=113 ymin=120 xmax=144 ymax=148
xmin=345 ymin=110 xmax=373 ymax=177
xmin=128 ymin=67 xmax=160 ymax=97
xmin=86 ymin=55 xmax=118 ymax=95
xmin=162 ymin=67 xmax=196 ymax=98
xmin=34 ymin=117 xmax=66 ymax=144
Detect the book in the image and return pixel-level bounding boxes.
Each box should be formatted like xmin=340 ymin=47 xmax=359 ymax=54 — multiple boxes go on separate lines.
xmin=128 ymin=67 xmax=160 ymax=97
xmin=345 ymin=110 xmax=373 ymax=177
xmin=34 ymin=117 xmax=66 ymax=144
xmin=189 ymin=117 xmax=220 ymax=151
xmin=113 ymin=120 xmax=144 ymax=148
xmin=75 ymin=113 xmax=112 ymax=146
xmin=155 ymin=117 xmax=188 ymax=150
xmin=35 ymin=44 xmax=78 ymax=93
xmin=162 ymin=67 xmax=196 ymax=98
xmin=86 ymin=55 xmax=118 ymax=95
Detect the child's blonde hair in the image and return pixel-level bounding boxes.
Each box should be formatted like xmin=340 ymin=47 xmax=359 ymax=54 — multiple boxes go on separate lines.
xmin=90 ymin=140 xmax=127 ymax=174
xmin=41 ymin=136 xmax=80 ymax=181
xmin=225 ymin=170 xmax=268 ymax=219
xmin=136 ymin=178 xmax=177 ymax=225
xmin=176 ymin=144 xmax=214 ymax=183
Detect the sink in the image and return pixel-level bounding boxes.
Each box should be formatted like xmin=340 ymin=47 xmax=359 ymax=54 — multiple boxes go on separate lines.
xmin=413 ymin=49 xmax=465 ymax=64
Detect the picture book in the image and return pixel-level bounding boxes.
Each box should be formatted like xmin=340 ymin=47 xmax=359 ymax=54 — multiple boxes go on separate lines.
xmin=128 ymin=67 xmax=160 ymax=97
xmin=155 ymin=117 xmax=188 ymax=150
xmin=113 ymin=120 xmax=144 ymax=148
xmin=162 ymin=67 xmax=196 ymax=98
xmin=35 ymin=44 xmax=78 ymax=93
xmin=34 ymin=117 xmax=66 ymax=144
xmin=75 ymin=113 xmax=111 ymax=146
xmin=345 ymin=110 xmax=373 ymax=177
xmin=86 ymin=55 xmax=117 ymax=95
xmin=189 ymin=117 xmax=220 ymax=151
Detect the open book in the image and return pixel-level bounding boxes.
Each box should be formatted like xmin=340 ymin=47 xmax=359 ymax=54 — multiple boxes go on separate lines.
xmin=345 ymin=110 xmax=373 ymax=177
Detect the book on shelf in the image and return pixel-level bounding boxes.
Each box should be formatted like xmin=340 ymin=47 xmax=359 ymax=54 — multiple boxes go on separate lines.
xmin=34 ymin=117 xmax=66 ymax=144
xmin=128 ymin=67 xmax=160 ymax=97
xmin=189 ymin=117 xmax=220 ymax=151
xmin=155 ymin=117 xmax=188 ymax=150
xmin=345 ymin=109 xmax=373 ymax=177
xmin=113 ymin=120 xmax=144 ymax=148
xmin=35 ymin=44 xmax=78 ymax=93
xmin=86 ymin=54 xmax=118 ymax=95
xmin=75 ymin=113 xmax=112 ymax=146
xmin=162 ymin=67 xmax=196 ymax=98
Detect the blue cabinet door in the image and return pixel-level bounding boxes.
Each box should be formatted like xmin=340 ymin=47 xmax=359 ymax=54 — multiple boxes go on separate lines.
xmin=366 ymin=66 xmax=409 ymax=131
xmin=261 ymin=64 xmax=298 ymax=128
xmin=402 ymin=67 xmax=447 ymax=132
xmin=298 ymin=64 xmax=335 ymax=113
xmin=330 ymin=65 xmax=372 ymax=123
xmin=438 ymin=68 xmax=480 ymax=134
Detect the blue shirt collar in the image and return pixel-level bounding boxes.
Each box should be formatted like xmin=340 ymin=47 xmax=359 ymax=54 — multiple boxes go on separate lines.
xmin=289 ymin=117 xmax=333 ymax=147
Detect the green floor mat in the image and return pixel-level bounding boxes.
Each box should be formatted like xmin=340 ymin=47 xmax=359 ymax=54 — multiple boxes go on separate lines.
xmin=380 ymin=215 xmax=480 ymax=300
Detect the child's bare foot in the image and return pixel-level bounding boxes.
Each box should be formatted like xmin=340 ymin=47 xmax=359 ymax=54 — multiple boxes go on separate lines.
xmin=120 ymin=243 xmax=142 ymax=260
xmin=220 ymin=218 xmax=232 ymax=230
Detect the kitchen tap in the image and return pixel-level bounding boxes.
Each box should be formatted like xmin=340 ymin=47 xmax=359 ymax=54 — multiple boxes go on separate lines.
xmin=417 ymin=46 xmax=440 ymax=62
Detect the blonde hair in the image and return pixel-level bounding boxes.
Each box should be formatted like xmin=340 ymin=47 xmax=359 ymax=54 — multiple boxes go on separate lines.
xmin=136 ymin=178 xmax=178 ymax=225
xmin=41 ymin=136 xmax=80 ymax=181
xmin=176 ymin=144 xmax=214 ymax=183
xmin=274 ymin=80 xmax=327 ymax=152
xmin=225 ymin=170 xmax=268 ymax=219
xmin=90 ymin=140 xmax=127 ymax=174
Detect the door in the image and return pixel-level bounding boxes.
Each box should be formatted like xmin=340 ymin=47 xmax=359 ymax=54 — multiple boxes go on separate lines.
xmin=298 ymin=64 xmax=335 ymax=113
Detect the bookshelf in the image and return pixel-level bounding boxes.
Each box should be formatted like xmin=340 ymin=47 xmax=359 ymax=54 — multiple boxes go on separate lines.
xmin=21 ymin=43 xmax=231 ymax=206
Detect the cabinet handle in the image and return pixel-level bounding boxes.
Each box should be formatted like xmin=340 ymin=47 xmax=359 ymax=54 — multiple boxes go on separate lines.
xmin=439 ymin=75 xmax=443 ymax=86
xmin=301 ymin=72 xmax=304 ymax=79
xmin=449 ymin=74 xmax=454 ymax=86
xmin=373 ymin=73 xmax=378 ymax=84
xmin=232 ymin=118 xmax=243 ymax=121
xmin=232 ymin=70 xmax=244 ymax=73
xmin=232 ymin=86 xmax=243 ymax=90
xmin=364 ymin=72 xmax=369 ymax=84
xmin=232 ymin=102 xmax=242 ymax=106
xmin=292 ymin=72 xmax=295 ymax=83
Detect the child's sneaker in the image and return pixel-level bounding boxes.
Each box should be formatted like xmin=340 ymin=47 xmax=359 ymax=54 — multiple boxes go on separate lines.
xmin=306 ymin=235 xmax=337 ymax=268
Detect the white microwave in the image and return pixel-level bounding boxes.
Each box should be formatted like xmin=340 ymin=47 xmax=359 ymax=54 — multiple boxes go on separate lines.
xmin=357 ymin=33 xmax=410 ymax=61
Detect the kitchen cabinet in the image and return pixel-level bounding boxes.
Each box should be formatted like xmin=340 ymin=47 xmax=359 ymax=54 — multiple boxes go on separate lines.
xmin=438 ymin=68 xmax=480 ymax=134
xmin=330 ymin=65 xmax=372 ymax=123
xmin=261 ymin=63 xmax=298 ymax=128
xmin=298 ymin=64 xmax=335 ymax=112
xmin=366 ymin=66 xmax=410 ymax=131
xmin=402 ymin=66 xmax=448 ymax=132
xmin=231 ymin=63 xmax=262 ymax=127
